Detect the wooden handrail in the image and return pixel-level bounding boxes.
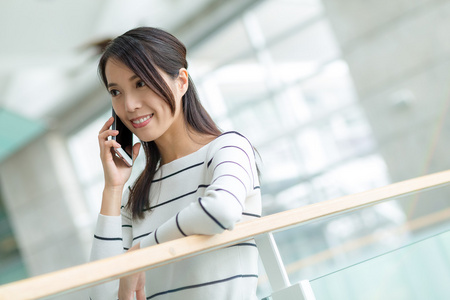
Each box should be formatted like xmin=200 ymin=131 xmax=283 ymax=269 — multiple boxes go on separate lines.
xmin=1 ymin=169 xmax=450 ymax=299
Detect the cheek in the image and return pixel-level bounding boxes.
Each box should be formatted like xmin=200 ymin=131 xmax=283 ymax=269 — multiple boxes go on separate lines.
xmin=156 ymin=97 xmax=178 ymax=116
xmin=112 ymin=103 xmax=124 ymax=118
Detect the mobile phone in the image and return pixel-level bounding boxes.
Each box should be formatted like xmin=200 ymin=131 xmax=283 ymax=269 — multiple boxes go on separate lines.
xmin=111 ymin=108 xmax=133 ymax=167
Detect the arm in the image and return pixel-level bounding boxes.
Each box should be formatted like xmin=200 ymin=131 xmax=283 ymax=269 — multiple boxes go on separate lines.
xmin=88 ymin=117 xmax=139 ymax=299
xmin=90 ymin=189 xmax=134 ymax=261
xmin=140 ymin=133 xmax=257 ymax=248
xmin=88 ymin=191 xmax=134 ymax=300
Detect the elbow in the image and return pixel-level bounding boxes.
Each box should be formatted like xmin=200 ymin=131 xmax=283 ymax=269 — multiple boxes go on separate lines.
xmin=199 ymin=197 xmax=242 ymax=233
xmin=216 ymin=205 xmax=242 ymax=231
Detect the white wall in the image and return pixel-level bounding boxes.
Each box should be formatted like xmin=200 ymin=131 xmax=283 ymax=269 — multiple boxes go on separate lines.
xmin=323 ymin=0 xmax=450 ymax=182
xmin=0 ymin=132 xmax=92 ymax=299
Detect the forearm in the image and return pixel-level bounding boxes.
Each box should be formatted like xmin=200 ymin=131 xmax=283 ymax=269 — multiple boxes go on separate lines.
xmin=93 ymin=186 xmax=132 ymax=259
xmin=139 ymin=191 xmax=244 ymax=249
xmin=100 ymin=185 xmax=124 ymax=216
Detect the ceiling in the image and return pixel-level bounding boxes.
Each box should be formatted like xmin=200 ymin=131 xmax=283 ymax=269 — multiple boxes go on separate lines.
xmin=0 ymin=0 xmax=251 ymax=162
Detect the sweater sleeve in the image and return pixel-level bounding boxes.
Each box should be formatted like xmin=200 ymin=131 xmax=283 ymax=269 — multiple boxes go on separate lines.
xmin=141 ymin=133 xmax=257 ymax=248
xmin=88 ymin=189 xmax=133 ymax=300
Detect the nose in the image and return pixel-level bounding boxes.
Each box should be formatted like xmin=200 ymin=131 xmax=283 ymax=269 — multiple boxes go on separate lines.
xmin=124 ymin=92 xmax=142 ymax=113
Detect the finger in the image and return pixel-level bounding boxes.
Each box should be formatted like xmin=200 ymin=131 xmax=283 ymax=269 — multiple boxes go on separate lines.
xmin=99 ymin=116 xmax=115 ymax=134
xmin=118 ymin=292 xmax=132 ymax=300
xmin=136 ymin=289 xmax=146 ymax=300
xmin=118 ymin=286 xmax=132 ymax=300
xmin=101 ymin=140 xmax=122 ymax=157
xmin=105 ymin=139 xmax=121 ymax=149
xmin=98 ymin=129 xmax=119 ymax=142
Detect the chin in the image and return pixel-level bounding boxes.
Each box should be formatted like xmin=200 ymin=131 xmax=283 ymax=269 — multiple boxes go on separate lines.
xmin=139 ymin=137 xmax=156 ymax=143
xmin=137 ymin=132 xmax=161 ymax=143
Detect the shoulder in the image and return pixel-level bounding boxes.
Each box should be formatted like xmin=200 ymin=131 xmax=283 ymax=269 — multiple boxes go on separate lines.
xmin=210 ymin=131 xmax=255 ymax=151
xmin=206 ymin=131 xmax=256 ymax=162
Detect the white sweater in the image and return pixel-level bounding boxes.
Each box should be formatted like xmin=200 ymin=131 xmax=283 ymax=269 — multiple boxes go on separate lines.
xmin=89 ymin=132 xmax=262 ymax=300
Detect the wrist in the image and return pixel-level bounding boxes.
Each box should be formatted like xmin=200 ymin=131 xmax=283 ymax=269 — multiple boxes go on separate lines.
xmin=100 ymin=185 xmax=124 ymax=216
xmin=104 ymin=182 xmax=125 ymax=192
xmin=128 ymin=243 xmax=141 ymax=252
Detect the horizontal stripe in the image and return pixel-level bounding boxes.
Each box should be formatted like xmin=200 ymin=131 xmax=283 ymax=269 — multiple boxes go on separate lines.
xmin=227 ymin=242 xmax=257 ymax=248
xmin=198 ymin=197 xmax=226 ymax=230
xmin=218 ymin=146 xmax=255 ymax=189
xmin=133 ymin=232 xmax=152 ymax=241
xmin=154 ymin=228 xmax=159 ymax=244
xmin=207 ymin=145 xmax=249 ymax=169
xmin=94 ymin=235 xmax=122 ymax=241
xmin=216 ymin=133 xmax=257 ymax=188
xmin=213 ymin=174 xmax=260 ymax=193
xmin=218 ymin=145 xmax=249 ymax=161
xmin=176 ymin=212 xmax=187 ymax=237
xmin=219 ymin=131 xmax=256 ymax=155
xmin=122 ymin=224 xmax=132 ymax=228
xmin=242 ymin=212 xmax=261 ymax=218
xmin=144 ymin=184 xmax=209 ymax=211
xmin=219 ymin=131 xmax=247 ymax=141
xmin=147 ymin=274 xmax=258 ymax=299
xmin=207 ymin=157 xmax=214 ymax=168
xmin=152 ymin=162 xmax=204 ymax=182
xmin=212 ymin=174 xmax=247 ymax=192
xmin=213 ymin=161 xmax=250 ymax=181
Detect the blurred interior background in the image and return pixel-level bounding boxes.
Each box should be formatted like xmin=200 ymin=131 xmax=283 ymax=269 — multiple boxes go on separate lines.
xmin=1 ymin=0 xmax=450 ymax=298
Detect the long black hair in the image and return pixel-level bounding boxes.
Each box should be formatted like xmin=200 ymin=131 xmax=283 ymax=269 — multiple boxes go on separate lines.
xmin=98 ymin=27 xmax=221 ymax=219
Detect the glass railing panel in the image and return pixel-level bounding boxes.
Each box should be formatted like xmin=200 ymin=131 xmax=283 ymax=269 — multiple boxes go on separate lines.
xmin=264 ymin=183 xmax=450 ymax=290
xmin=309 ymin=229 xmax=450 ymax=300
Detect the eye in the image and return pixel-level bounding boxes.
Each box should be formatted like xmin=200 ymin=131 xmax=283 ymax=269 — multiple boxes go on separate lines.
xmin=136 ymin=81 xmax=146 ymax=88
xmin=109 ymin=89 xmax=120 ymax=97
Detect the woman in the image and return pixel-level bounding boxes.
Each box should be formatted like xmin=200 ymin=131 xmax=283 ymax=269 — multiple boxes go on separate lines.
xmin=89 ymin=27 xmax=262 ymax=300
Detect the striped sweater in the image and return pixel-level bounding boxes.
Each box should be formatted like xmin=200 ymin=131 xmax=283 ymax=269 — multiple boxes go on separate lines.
xmin=89 ymin=131 xmax=262 ymax=300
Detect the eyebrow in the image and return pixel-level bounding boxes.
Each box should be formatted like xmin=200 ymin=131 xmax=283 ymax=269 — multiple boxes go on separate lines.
xmin=107 ymin=75 xmax=139 ymax=88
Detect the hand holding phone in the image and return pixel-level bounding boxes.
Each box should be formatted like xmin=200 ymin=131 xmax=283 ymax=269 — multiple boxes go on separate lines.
xmin=112 ymin=109 xmax=133 ymax=167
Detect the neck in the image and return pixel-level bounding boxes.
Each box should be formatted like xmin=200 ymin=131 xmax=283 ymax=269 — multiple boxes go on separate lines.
xmin=155 ymin=125 xmax=215 ymax=165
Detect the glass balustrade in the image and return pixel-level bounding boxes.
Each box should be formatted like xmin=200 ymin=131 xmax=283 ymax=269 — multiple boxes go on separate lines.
xmin=310 ymin=229 xmax=450 ymax=300
xmin=258 ymin=182 xmax=450 ymax=299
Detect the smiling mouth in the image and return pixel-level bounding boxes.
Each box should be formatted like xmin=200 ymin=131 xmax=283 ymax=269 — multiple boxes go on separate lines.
xmin=131 ymin=113 xmax=154 ymax=125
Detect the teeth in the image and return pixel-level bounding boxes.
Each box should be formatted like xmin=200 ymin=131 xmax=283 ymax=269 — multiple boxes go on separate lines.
xmin=132 ymin=114 xmax=153 ymax=124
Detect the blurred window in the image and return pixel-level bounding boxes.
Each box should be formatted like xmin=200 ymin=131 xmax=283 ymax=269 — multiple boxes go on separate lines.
xmin=67 ymin=112 xmax=109 ymax=216
xmin=189 ymin=0 xmax=390 ymax=216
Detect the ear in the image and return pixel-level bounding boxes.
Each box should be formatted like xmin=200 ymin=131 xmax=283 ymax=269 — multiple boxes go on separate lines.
xmin=177 ymin=68 xmax=189 ymax=96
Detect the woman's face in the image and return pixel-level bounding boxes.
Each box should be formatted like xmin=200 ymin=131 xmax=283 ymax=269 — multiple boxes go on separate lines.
xmin=105 ymin=59 xmax=187 ymax=143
